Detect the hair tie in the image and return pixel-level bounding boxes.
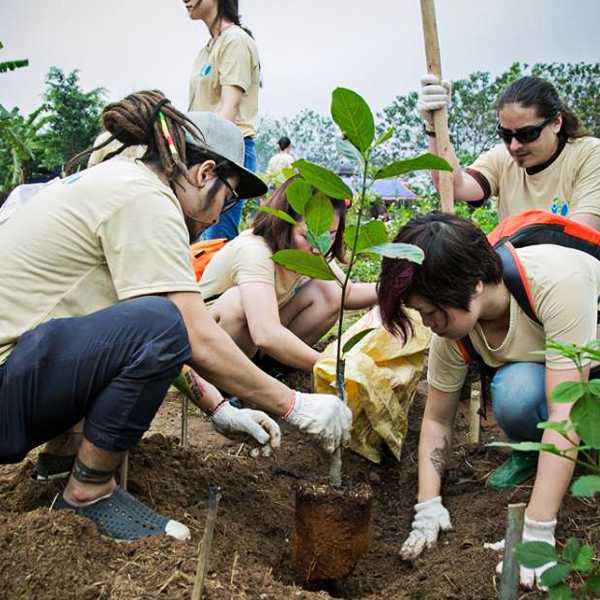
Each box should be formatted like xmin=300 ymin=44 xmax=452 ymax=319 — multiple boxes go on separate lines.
xmin=147 ymin=98 xmax=171 ymax=139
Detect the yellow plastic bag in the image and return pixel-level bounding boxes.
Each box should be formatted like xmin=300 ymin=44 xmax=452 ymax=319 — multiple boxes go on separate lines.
xmin=314 ymin=307 xmax=430 ymax=463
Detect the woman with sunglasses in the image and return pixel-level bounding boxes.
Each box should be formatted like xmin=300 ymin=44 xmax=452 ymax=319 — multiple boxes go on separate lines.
xmin=184 ymin=0 xmax=260 ymax=241
xmin=197 ymin=177 xmax=378 ymax=373
xmin=418 ymin=75 xmax=600 ymax=228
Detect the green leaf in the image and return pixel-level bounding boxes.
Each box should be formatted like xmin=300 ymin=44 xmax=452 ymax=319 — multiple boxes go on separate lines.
xmin=582 ymin=574 xmax=600 ymax=595
xmin=342 ymin=328 xmax=376 ymax=354
xmin=548 ymin=583 xmax=575 ymax=600
xmin=550 ymin=381 xmax=585 ymax=403
xmin=586 ymin=379 xmax=600 ymax=397
xmin=571 ymin=395 xmax=600 ymax=448
xmin=286 ymin=180 xmax=313 ymax=215
xmin=562 ymin=538 xmax=581 ymax=563
xmin=375 ymin=126 xmax=395 ymax=147
xmin=331 ymin=87 xmax=374 ymax=154
xmin=344 ymin=219 xmax=388 ymax=254
xmin=487 ymin=441 xmax=562 ymax=454
xmin=335 ymin=137 xmax=364 ymax=166
xmin=306 ymin=230 xmax=333 ymax=255
xmin=374 ymin=153 xmax=453 ymax=180
xmin=573 ymin=544 xmax=595 ymax=571
xmin=537 ymin=420 xmax=571 ymax=435
xmin=571 ymin=475 xmax=600 ymax=497
xmin=281 ymin=166 xmax=296 ymax=180
xmin=364 ymin=243 xmax=424 ymax=263
xmin=514 ymin=541 xmax=557 ymax=569
xmin=540 ymin=564 xmax=572 ymax=588
xmin=257 ymin=206 xmax=299 ymax=227
xmin=271 ymin=250 xmax=336 ymax=280
xmin=292 ymin=159 xmax=353 ymax=199
xmin=305 ymin=191 xmax=333 ymax=236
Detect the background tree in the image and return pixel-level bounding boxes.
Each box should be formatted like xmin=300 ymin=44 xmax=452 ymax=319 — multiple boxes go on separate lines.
xmin=0 ymin=41 xmax=28 ymax=74
xmin=38 ymin=67 xmax=105 ymax=171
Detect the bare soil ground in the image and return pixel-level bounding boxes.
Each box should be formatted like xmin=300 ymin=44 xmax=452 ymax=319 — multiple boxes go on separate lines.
xmin=1 ymin=374 xmax=598 ymax=600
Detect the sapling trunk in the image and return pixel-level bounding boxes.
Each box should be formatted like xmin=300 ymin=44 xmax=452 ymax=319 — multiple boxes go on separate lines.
xmin=330 ymin=159 xmax=370 ymax=488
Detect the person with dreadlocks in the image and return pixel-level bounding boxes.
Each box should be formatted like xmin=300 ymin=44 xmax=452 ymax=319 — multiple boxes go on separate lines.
xmin=417 ymin=75 xmax=600 ymax=227
xmin=184 ymin=0 xmax=260 ymax=241
xmin=0 ymin=90 xmax=352 ymax=542
xmin=377 ymin=212 xmax=600 ymax=589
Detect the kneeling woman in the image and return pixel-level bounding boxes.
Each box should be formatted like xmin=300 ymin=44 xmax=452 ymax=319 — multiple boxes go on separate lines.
xmin=377 ymin=211 xmax=600 ymax=588
xmin=199 ymin=177 xmax=378 ymax=372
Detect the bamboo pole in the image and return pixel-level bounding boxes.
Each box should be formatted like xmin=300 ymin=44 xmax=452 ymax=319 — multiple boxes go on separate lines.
xmin=120 ymin=451 xmax=129 ymax=491
xmin=420 ymin=0 xmax=454 ymax=214
xmin=499 ymin=503 xmax=526 ymax=600
xmin=182 ymin=397 xmax=189 ymax=448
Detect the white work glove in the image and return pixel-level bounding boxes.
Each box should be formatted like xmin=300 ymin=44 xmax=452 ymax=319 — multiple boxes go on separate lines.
xmin=283 ymin=391 xmax=352 ymax=454
xmin=211 ymin=401 xmax=281 ymax=457
xmin=400 ymin=496 xmax=452 ymax=561
xmin=484 ymin=514 xmax=557 ymax=590
xmin=417 ymin=74 xmax=451 ymax=128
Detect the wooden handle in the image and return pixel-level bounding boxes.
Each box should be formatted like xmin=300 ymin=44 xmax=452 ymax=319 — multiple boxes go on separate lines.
xmin=420 ymin=0 xmax=454 ymax=214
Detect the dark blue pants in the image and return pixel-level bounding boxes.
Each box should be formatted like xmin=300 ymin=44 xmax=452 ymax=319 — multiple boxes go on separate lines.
xmin=0 ymin=297 xmax=191 ymax=463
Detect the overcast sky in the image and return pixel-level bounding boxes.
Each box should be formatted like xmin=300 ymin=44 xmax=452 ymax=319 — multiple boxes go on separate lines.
xmin=2 ymin=0 xmax=599 ymax=121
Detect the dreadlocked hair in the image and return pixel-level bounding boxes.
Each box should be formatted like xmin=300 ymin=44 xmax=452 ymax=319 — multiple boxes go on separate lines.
xmin=66 ymin=90 xmax=236 ymax=187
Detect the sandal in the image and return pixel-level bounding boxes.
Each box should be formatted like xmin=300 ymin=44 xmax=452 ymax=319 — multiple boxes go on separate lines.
xmin=55 ymin=487 xmax=190 ymax=541
xmin=35 ymin=452 xmax=77 ymax=482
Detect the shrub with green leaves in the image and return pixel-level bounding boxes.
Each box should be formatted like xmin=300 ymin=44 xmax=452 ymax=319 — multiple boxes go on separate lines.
xmin=492 ymin=338 xmax=600 ymax=597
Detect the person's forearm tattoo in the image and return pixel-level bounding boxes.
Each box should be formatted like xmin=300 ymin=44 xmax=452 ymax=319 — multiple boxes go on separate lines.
xmin=430 ymin=435 xmax=450 ymax=480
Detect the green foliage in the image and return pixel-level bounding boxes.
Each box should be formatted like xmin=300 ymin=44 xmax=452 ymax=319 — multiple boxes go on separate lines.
xmin=501 ymin=338 xmax=600 ymax=596
xmin=39 ymin=67 xmax=105 ymax=170
xmin=0 ymin=42 xmax=29 ymax=74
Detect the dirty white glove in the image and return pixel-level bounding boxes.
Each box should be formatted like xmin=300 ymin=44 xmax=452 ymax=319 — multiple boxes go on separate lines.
xmin=283 ymin=391 xmax=352 ymax=454
xmin=417 ymin=74 xmax=451 ymax=128
xmin=211 ymin=401 xmax=281 ymax=457
xmin=400 ymin=496 xmax=452 ymax=560
xmin=484 ymin=515 xmax=556 ymax=590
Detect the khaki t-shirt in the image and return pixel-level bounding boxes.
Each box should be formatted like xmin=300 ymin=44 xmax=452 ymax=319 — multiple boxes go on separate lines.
xmin=199 ymin=230 xmax=304 ymax=308
xmin=0 ymin=157 xmax=200 ymax=365
xmin=266 ymin=152 xmax=295 ymax=176
xmin=469 ymin=137 xmax=600 ymax=221
xmin=188 ymin=25 xmax=259 ymax=139
xmin=428 ymin=244 xmax=600 ymax=393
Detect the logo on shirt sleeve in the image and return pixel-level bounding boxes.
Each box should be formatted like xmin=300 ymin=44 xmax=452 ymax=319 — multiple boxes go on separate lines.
xmin=200 ymin=64 xmax=211 ymax=77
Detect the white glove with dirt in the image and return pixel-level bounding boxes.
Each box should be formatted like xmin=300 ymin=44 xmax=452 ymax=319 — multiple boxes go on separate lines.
xmin=211 ymin=401 xmax=282 ymax=457
xmin=283 ymin=391 xmax=352 ymax=454
xmin=417 ymin=74 xmax=451 ymax=128
xmin=484 ymin=514 xmax=557 ymax=590
xmin=400 ymin=496 xmax=452 ymax=561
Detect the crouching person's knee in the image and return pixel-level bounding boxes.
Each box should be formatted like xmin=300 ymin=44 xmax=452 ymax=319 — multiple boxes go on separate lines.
xmin=491 ymin=362 xmax=546 ymax=443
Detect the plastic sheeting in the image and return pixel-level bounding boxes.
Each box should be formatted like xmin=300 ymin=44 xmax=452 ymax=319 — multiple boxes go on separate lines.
xmin=314 ymin=307 xmax=430 ymax=463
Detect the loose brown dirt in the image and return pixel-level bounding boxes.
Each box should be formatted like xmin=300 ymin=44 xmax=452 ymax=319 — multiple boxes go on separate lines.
xmin=1 ymin=375 xmax=598 ymax=600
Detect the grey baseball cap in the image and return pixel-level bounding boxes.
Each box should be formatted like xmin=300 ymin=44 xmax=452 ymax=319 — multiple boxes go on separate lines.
xmin=184 ymin=111 xmax=267 ymax=199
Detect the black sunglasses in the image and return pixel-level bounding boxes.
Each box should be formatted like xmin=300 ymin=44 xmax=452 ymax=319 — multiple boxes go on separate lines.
xmin=496 ymin=114 xmax=555 ymax=145
xmin=218 ymin=176 xmax=240 ymax=213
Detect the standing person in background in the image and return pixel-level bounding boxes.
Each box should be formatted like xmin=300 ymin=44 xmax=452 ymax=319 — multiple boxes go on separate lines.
xmin=184 ymin=0 xmax=260 ymax=240
xmin=417 ymin=75 xmax=600 ymax=228
xmin=266 ymin=136 xmax=295 ymax=178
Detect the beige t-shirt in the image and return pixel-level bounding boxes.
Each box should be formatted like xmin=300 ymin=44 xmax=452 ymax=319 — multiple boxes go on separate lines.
xmin=468 ymin=137 xmax=600 ymax=221
xmin=199 ymin=230 xmax=304 ymax=308
xmin=428 ymin=244 xmax=600 ymax=393
xmin=188 ymin=25 xmax=259 ymax=139
xmin=0 ymin=157 xmax=200 ymax=365
xmin=266 ymin=152 xmax=295 ymax=176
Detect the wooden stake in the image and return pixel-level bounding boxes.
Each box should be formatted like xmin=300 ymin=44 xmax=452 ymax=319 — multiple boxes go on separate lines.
xmin=499 ymin=502 xmax=526 ymax=600
xmin=329 ymin=360 xmax=345 ymax=488
xmin=420 ymin=0 xmax=454 ymax=214
xmin=182 ymin=397 xmax=189 ymax=448
xmin=192 ymin=485 xmax=222 ymax=600
xmin=120 ymin=451 xmax=129 ymax=491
